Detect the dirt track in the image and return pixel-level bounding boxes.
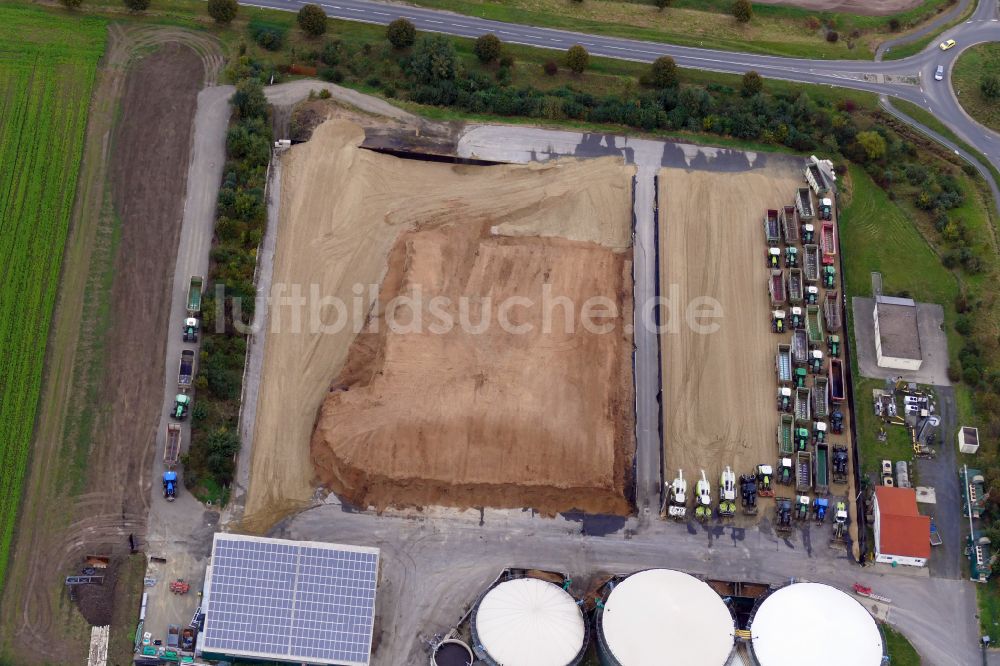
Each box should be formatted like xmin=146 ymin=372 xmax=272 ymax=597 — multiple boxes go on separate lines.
xmin=245 ymin=119 xmax=634 ymax=525
xmin=659 ymin=166 xmax=801 ymax=494
xmin=0 ymin=28 xmax=219 ymax=664
xmin=754 ymin=0 xmax=923 ymax=15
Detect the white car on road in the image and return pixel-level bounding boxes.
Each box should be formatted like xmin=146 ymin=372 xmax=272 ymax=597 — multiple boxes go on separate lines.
xmin=935 ymin=65 xmax=945 ymax=81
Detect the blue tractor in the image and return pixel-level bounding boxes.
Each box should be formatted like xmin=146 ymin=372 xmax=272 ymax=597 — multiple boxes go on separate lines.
xmin=163 ymin=471 xmax=178 ymax=502
xmin=813 ymin=497 xmax=829 ymax=523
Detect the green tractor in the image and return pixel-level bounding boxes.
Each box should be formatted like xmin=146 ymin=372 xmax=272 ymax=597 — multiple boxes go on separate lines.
xmin=785 ymin=246 xmax=799 ymax=268
xmin=790 ymin=307 xmax=804 ymax=330
xmin=805 ymin=286 xmax=819 ymax=305
xmin=802 ymin=223 xmax=815 ymax=244
xmin=794 ymin=367 xmax=808 ymax=388
xmin=794 ymin=427 xmax=810 ymax=451
xmin=777 ymin=457 xmax=794 ymax=485
xmin=794 ymin=495 xmax=810 ymax=521
xmin=172 ymin=394 xmax=191 ymax=420
xmin=777 ymin=387 xmax=793 ymax=413
xmin=822 ymin=265 xmax=836 ymax=289
xmin=813 ymin=421 xmax=827 ymax=444
xmin=827 ymin=335 xmax=841 ymax=358
xmin=808 ymin=349 xmax=824 ymax=375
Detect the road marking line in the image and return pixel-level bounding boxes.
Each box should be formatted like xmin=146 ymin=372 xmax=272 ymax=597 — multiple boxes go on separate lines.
xmin=424 ymin=19 xmax=443 ymax=23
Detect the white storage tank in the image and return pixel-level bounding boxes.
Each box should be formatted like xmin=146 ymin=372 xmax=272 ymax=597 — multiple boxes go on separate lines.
xmin=595 ymin=569 xmax=735 ymax=665
xmin=749 ymin=582 xmax=885 ymax=666
xmin=471 ymin=577 xmax=587 ymax=666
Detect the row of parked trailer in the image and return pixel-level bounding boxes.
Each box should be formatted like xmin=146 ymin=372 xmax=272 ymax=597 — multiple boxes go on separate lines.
xmin=765 ymin=160 xmax=851 ymax=542
xmin=161 ymin=276 xmax=204 ymax=502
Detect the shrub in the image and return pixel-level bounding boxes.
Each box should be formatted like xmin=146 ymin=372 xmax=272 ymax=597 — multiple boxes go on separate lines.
xmin=956 ymin=314 xmax=973 ymax=336
xmin=981 ymin=74 xmax=1000 ymax=100
xmin=566 ymin=44 xmax=589 ymax=74
xmin=123 ymin=0 xmax=150 ymax=10
xmin=232 ymin=78 xmax=269 ymax=121
xmin=964 ymin=367 xmax=982 ymax=386
xmin=320 ymin=67 xmax=343 ymax=83
xmin=947 ymin=366 xmax=961 ymax=383
xmin=387 ymin=18 xmax=416 ymax=49
xmin=207 ymin=0 xmax=237 ymax=23
xmin=648 ymin=56 xmax=678 ymax=89
xmin=826 ymin=30 xmax=839 ymax=43
xmin=474 ymin=33 xmax=502 ymax=63
xmin=320 ymin=41 xmax=342 ymax=66
xmin=543 ymin=60 xmax=558 ymax=76
xmin=888 ymin=17 xmax=901 ymax=31
xmin=408 ymin=34 xmax=457 ymax=84
xmin=732 ymin=0 xmax=752 ymax=23
xmin=317 ymin=88 xmax=332 ymax=99
xmin=806 ymin=16 xmax=820 ymax=30
xmin=856 ymin=130 xmax=887 ymax=162
xmin=249 ymin=21 xmax=285 ymax=51
xmin=499 ymin=54 xmax=515 ymax=68
xmin=655 ymin=0 xmax=673 ymax=8
xmin=297 ymin=4 xmax=328 ymax=37
xmin=741 ymin=70 xmax=763 ymax=96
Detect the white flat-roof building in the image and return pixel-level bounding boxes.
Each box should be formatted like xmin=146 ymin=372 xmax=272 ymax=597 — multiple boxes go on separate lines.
xmin=873 ymin=295 xmax=922 ymax=371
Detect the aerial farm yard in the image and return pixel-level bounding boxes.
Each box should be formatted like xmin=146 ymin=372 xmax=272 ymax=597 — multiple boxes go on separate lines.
xmin=659 ymin=166 xmax=801 ymax=493
xmin=245 ymin=118 xmax=635 ymax=526
xmin=0 ymin=5 xmax=106 ymax=594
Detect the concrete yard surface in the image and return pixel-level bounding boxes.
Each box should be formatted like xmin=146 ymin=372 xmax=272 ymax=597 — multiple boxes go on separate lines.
xmin=852 ymin=297 xmax=950 ymax=385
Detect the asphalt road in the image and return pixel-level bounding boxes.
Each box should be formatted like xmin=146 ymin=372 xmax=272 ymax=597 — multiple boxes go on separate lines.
xmin=243 ymin=0 xmax=1000 ymax=177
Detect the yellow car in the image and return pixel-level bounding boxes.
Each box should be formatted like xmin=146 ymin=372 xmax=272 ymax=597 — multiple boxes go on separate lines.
xmin=939 ymin=39 xmax=957 ymax=51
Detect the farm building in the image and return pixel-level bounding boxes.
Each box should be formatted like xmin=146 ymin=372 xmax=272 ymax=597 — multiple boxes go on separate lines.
xmin=872 ymin=296 xmax=922 ymax=371
xmin=198 ymin=534 xmax=379 ymax=666
xmin=959 ymin=426 xmax=981 ymax=454
xmin=873 ymin=486 xmax=930 ymax=567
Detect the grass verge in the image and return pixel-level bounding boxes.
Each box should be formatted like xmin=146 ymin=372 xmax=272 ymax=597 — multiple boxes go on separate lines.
xmin=883 ymin=623 xmax=922 ymax=665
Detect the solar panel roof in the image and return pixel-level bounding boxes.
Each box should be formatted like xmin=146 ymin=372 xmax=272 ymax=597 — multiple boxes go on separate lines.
xmin=202 ymin=534 xmax=379 ymax=666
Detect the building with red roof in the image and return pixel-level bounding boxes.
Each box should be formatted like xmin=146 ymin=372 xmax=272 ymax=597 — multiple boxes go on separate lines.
xmin=873 ymin=486 xmax=930 ymax=567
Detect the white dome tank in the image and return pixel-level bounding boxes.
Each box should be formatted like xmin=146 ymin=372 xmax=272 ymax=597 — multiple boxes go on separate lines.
xmin=596 ymin=569 xmax=735 ymax=665
xmin=750 ymin=582 xmax=884 ymax=666
xmin=471 ymin=577 xmax=586 ymax=666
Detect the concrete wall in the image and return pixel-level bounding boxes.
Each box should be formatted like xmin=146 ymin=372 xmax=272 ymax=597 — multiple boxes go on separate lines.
xmin=875 ymin=352 xmax=922 ymax=371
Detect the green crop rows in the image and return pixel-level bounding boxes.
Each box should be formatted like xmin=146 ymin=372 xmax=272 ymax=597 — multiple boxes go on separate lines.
xmin=0 ymin=5 xmax=106 ymax=592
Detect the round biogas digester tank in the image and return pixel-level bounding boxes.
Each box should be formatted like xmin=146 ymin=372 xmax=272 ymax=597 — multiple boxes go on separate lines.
xmin=471 ymin=577 xmax=587 ymax=666
xmin=750 ymin=582 xmax=884 ymax=666
xmin=596 ymin=569 xmax=735 ymax=666
xmin=431 ymin=639 xmax=473 ymax=666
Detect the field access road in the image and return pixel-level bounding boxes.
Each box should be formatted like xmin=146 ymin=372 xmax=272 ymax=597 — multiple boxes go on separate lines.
xmin=243 ymin=0 xmax=1000 ymax=175
xmin=458 ymin=125 xmax=801 ymax=516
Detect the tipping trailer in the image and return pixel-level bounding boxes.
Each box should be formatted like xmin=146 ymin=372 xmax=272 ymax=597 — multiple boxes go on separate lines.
xmin=778 ymin=414 xmax=794 ymax=455
xmin=164 ymin=423 xmax=181 ymax=468
xmin=788 ymin=268 xmax=803 ymax=304
xmin=830 ymin=358 xmax=846 ymax=403
xmin=764 ymin=209 xmax=781 ymax=246
xmin=805 ymin=161 xmax=829 ymax=196
xmin=804 ymin=244 xmax=821 ymax=283
xmin=812 ymin=376 xmax=830 ymax=419
xmin=792 ymin=329 xmax=809 ymax=366
xmin=824 ymin=291 xmax=842 ymax=331
xmin=806 ymin=305 xmax=824 ymax=344
xmin=781 ymin=205 xmax=800 ymax=243
xmin=820 ymin=222 xmax=837 ymax=265
xmin=177 ymin=350 xmax=195 ymax=389
xmin=768 ymin=269 xmax=785 ymax=306
xmin=794 ymin=387 xmax=811 ymax=425
xmin=776 ymin=344 xmax=792 ymax=384
xmin=795 ymin=187 xmax=814 ymax=221
xmin=796 ymin=451 xmax=813 ymax=492
xmin=186 ymin=276 xmax=203 ymax=315
xmin=815 ymin=443 xmax=830 ymax=494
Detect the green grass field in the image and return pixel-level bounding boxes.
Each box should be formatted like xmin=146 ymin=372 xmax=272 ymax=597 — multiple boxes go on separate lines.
xmin=883 ymin=623 xmax=921 ymax=665
xmin=405 ymin=0 xmax=952 ymax=59
xmin=0 ymin=5 xmax=106 ymax=591
xmin=952 ymin=43 xmax=1000 ymax=134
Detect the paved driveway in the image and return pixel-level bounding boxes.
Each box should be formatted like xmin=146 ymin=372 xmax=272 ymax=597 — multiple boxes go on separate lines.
xmin=852 ymin=297 xmax=950 ymax=385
